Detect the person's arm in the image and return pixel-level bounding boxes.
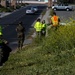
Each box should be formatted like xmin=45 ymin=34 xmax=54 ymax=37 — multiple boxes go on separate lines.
xmin=34 ymin=23 xmax=36 ymax=29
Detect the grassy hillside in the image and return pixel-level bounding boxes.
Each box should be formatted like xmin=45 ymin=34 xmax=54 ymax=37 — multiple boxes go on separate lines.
xmin=0 ymin=22 xmax=75 ymax=75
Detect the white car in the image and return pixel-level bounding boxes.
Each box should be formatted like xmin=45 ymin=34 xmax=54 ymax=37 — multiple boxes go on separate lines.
xmin=31 ymin=6 xmax=38 ymax=12
xmin=26 ymin=8 xmax=35 ymax=14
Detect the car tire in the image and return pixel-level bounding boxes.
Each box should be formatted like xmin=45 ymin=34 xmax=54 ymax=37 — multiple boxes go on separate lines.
xmin=66 ymin=8 xmax=69 ymax=11
xmin=53 ymin=8 xmax=57 ymax=11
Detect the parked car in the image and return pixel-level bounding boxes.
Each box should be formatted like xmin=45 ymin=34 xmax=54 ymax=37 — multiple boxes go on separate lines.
xmin=26 ymin=7 xmax=35 ymax=14
xmin=52 ymin=4 xmax=73 ymax=11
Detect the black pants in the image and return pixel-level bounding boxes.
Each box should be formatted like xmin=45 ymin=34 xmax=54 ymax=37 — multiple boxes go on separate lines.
xmin=51 ymin=25 xmax=58 ymax=31
xmin=36 ymin=31 xmax=41 ymax=39
xmin=0 ymin=43 xmax=12 ymax=66
xmin=41 ymin=30 xmax=46 ymax=37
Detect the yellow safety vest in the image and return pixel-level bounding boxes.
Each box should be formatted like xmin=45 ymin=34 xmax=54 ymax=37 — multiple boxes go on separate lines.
xmin=0 ymin=32 xmax=2 ymax=35
xmin=51 ymin=16 xmax=59 ymax=26
xmin=34 ymin=22 xmax=42 ymax=31
xmin=42 ymin=23 xmax=46 ymax=30
xmin=42 ymin=24 xmax=45 ymax=28
xmin=0 ymin=26 xmax=2 ymax=36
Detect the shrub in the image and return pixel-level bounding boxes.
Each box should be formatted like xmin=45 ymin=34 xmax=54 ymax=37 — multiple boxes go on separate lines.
xmin=43 ymin=25 xmax=75 ymax=52
xmin=0 ymin=20 xmax=75 ymax=75
xmin=49 ymin=8 xmax=55 ymax=16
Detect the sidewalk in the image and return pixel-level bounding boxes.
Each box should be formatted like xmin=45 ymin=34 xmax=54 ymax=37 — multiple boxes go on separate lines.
xmin=0 ymin=12 xmax=11 ymax=18
xmin=9 ymin=9 xmax=51 ymax=52
xmin=41 ymin=9 xmax=50 ymax=24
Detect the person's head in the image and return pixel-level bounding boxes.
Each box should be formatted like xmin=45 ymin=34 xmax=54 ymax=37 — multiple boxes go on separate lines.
xmin=37 ymin=18 xmax=41 ymax=22
xmin=53 ymin=12 xmax=56 ymax=15
xmin=42 ymin=20 xmax=45 ymax=24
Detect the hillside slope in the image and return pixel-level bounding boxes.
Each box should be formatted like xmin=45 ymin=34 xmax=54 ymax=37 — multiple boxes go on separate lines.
xmin=0 ymin=23 xmax=75 ymax=75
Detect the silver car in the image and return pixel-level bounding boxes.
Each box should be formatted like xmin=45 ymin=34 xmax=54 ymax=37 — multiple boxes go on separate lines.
xmin=26 ymin=7 xmax=35 ymax=14
xmin=52 ymin=4 xmax=73 ymax=11
xmin=31 ymin=6 xmax=38 ymax=12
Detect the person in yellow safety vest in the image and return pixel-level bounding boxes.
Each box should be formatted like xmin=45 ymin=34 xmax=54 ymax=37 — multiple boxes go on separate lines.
xmin=0 ymin=32 xmax=2 ymax=36
xmin=0 ymin=32 xmax=3 ymax=44
xmin=0 ymin=30 xmax=11 ymax=67
xmin=50 ymin=12 xmax=60 ymax=30
xmin=0 ymin=26 xmax=4 ymax=66
xmin=41 ymin=20 xmax=47 ymax=37
xmin=0 ymin=26 xmax=8 ymax=44
xmin=34 ymin=18 xmax=42 ymax=38
xmin=0 ymin=26 xmax=2 ymax=33
xmin=0 ymin=26 xmax=3 ymax=44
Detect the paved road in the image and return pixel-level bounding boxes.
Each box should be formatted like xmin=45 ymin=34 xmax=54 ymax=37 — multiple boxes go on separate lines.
xmin=0 ymin=5 xmax=47 ymax=50
xmin=55 ymin=5 xmax=75 ymax=23
xmin=56 ymin=10 xmax=75 ymax=23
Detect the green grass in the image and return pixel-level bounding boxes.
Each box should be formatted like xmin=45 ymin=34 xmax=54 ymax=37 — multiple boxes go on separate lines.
xmin=0 ymin=22 xmax=75 ymax=75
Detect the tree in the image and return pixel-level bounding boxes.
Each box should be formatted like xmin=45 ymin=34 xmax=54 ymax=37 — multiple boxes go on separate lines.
xmin=48 ymin=0 xmax=52 ymax=7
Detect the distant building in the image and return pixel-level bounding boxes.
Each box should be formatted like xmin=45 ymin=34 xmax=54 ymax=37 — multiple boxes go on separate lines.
xmin=0 ymin=0 xmax=75 ymax=8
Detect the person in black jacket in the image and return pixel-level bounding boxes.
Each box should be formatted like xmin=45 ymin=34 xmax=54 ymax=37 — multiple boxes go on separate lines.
xmin=0 ymin=34 xmax=12 ymax=67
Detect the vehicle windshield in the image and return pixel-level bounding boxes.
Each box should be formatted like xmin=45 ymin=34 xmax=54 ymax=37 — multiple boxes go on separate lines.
xmin=32 ymin=6 xmax=37 ymax=8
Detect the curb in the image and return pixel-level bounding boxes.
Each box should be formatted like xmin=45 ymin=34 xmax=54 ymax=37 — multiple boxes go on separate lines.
xmin=0 ymin=12 xmax=11 ymax=18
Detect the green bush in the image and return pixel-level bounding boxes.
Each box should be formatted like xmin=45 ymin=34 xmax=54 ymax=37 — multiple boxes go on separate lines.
xmin=0 ymin=21 xmax=75 ymax=75
xmin=16 ymin=5 xmax=21 ymax=9
xmin=43 ymin=25 xmax=75 ymax=53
